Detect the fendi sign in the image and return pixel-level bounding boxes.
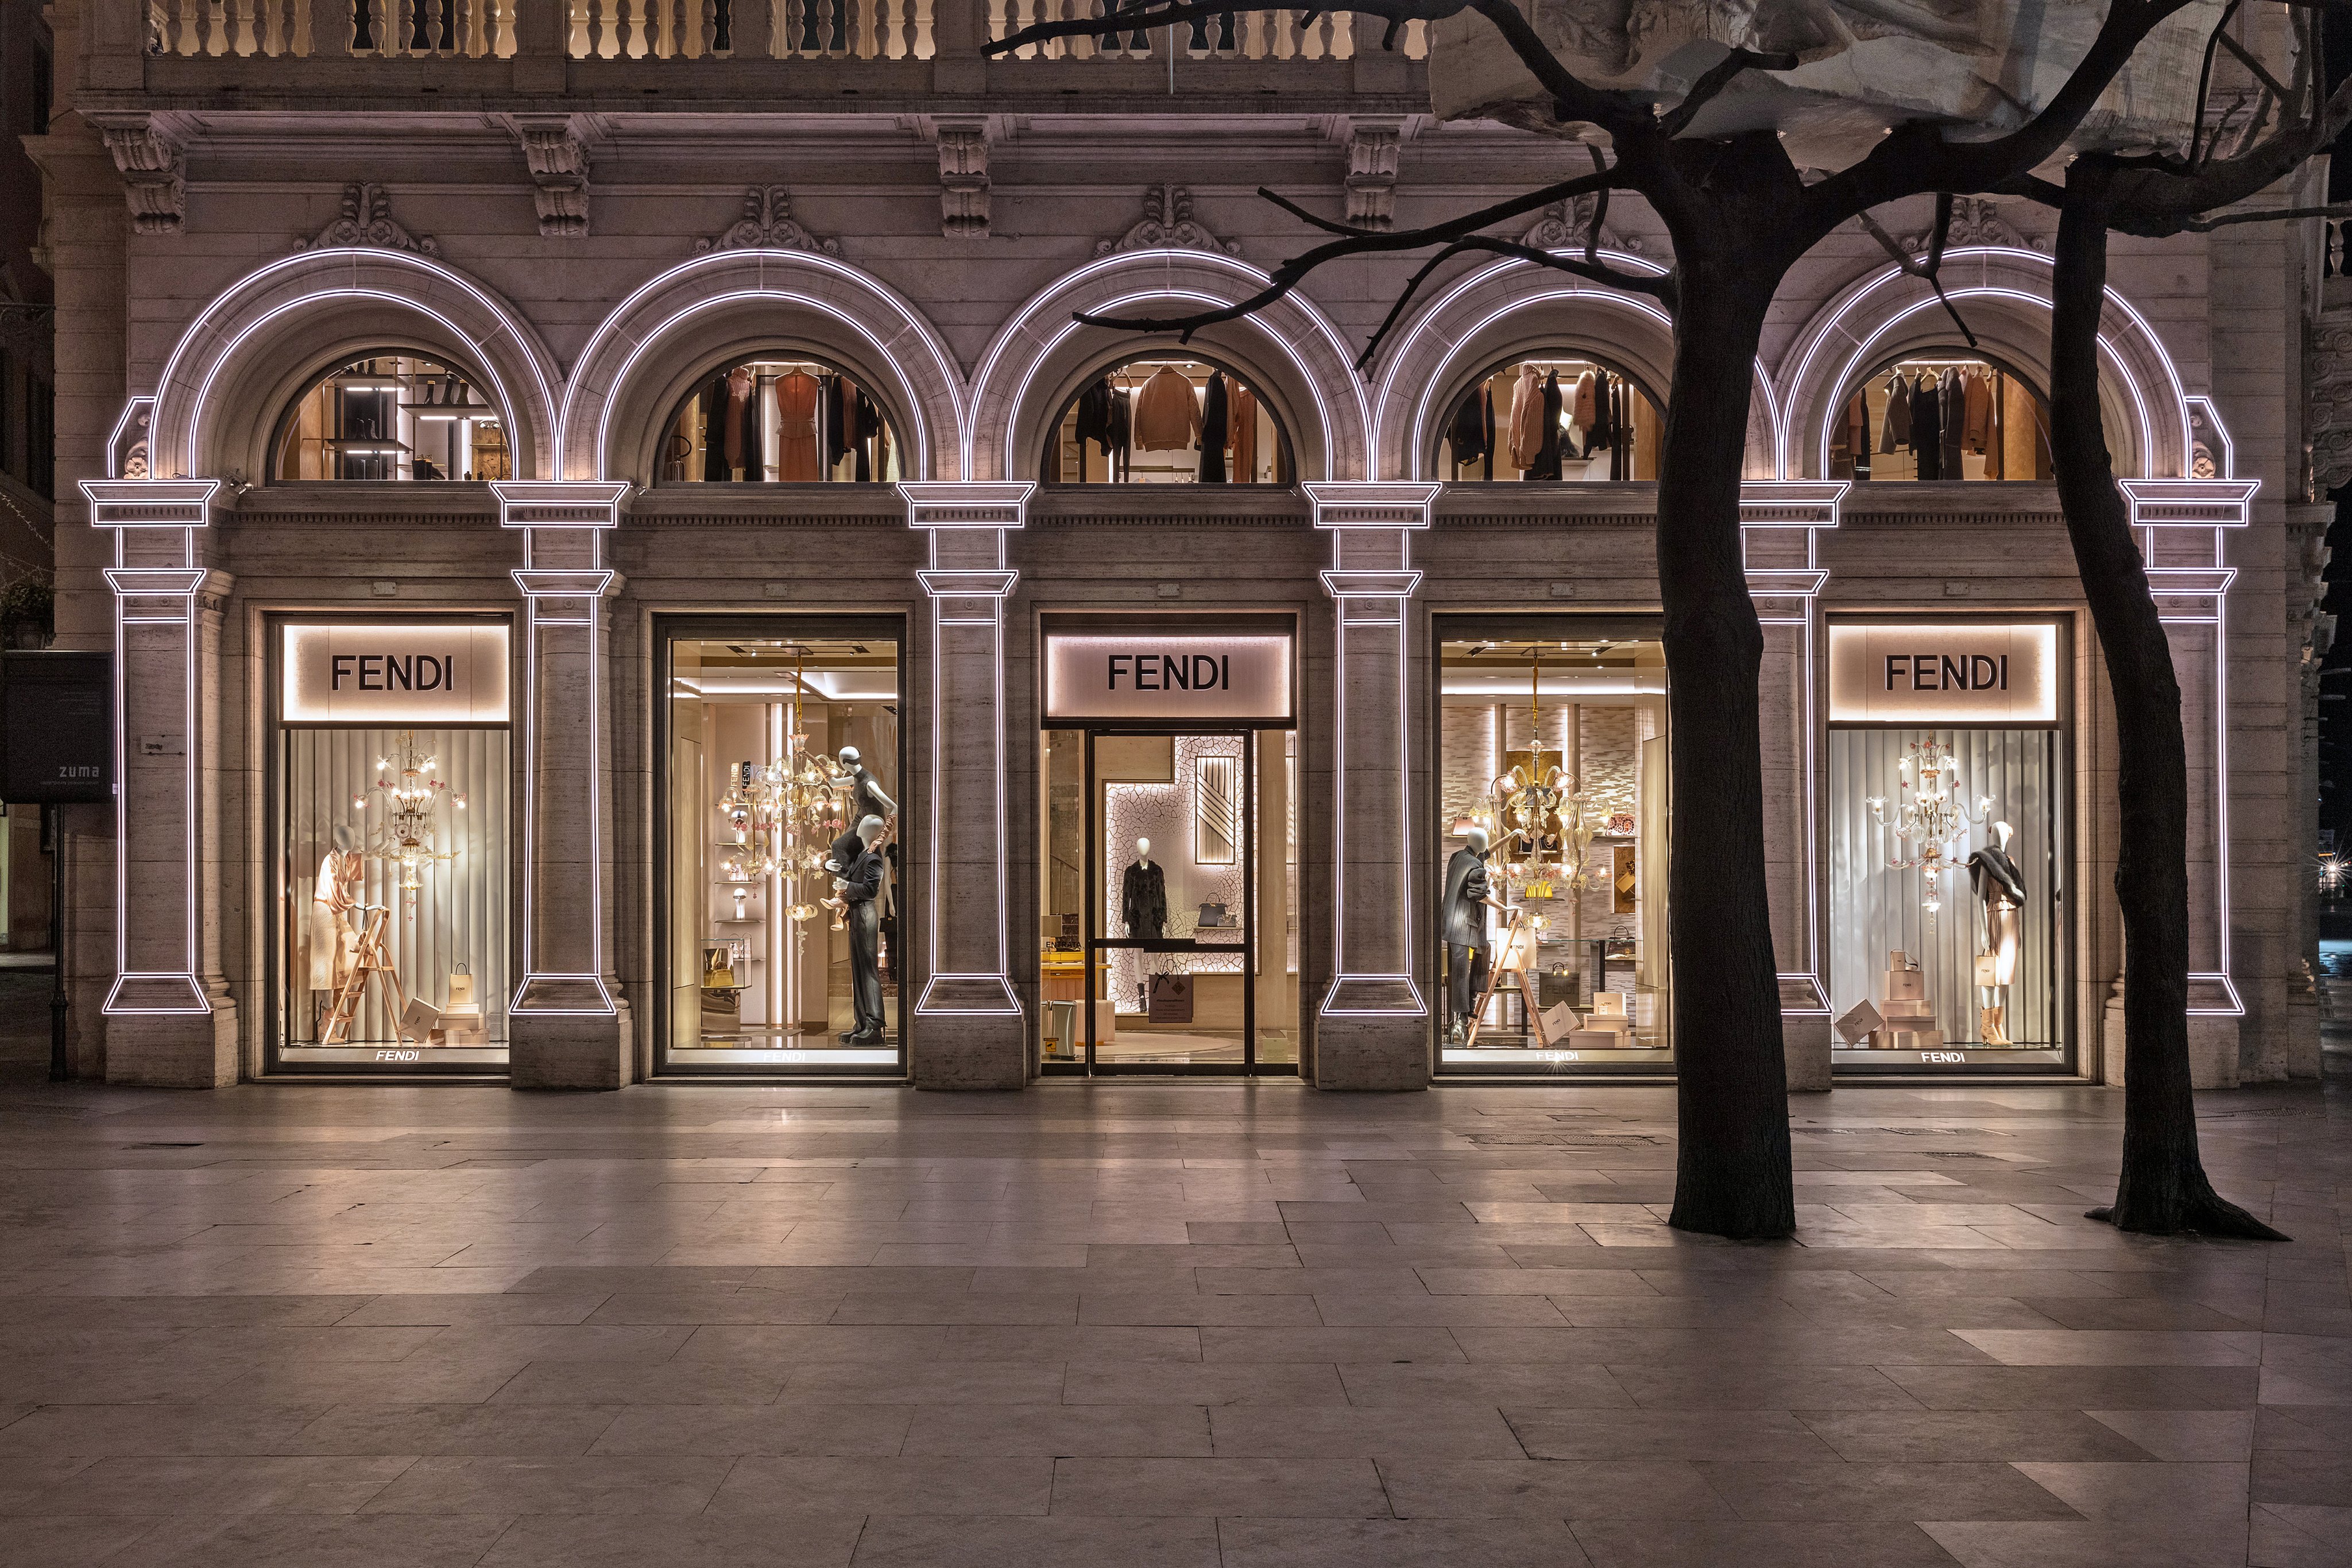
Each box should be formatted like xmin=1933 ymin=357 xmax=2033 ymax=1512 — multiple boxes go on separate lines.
xmin=282 ymin=622 xmax=510 ymax=726
xmin=1828 ymin=622 xmax=2057 ymax=725
xmin=1044 ymin=633 xmax=1293 ymax=723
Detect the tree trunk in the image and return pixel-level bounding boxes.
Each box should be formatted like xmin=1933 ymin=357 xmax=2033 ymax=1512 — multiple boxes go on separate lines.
xmin=2048 ymin=193 xmax=2284 ymax=1240
xmin=1655 ymin=239 xmax=1796 ymax=1241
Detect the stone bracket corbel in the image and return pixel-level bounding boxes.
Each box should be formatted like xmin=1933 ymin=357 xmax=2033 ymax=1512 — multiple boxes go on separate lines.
xmin=923 ymin=115 xmax=993 ymax=239
xmin=502 ymin=113 xmax=598 ymax=238
xmin=1342 ymin=118 xmax=1405 ymax=231
xmin=87 ymin=111 xmax=192 ymax=235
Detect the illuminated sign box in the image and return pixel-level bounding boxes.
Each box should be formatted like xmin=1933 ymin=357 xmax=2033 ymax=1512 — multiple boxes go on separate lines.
xmin=1044 ymin=634 xmax=1293 ymax=724
xmin=1828 ymin=622 xmax=2058 ymax=725
xmin=282 ymin=622 xmax=511 ymax=726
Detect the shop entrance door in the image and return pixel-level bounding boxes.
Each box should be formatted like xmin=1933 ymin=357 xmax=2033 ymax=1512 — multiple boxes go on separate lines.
xmin=1042 ymin=726 xmax=1295 ymax=1075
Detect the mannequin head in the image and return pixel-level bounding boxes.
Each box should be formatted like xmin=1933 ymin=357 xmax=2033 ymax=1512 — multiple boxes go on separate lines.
xmin=1136 ymin=837 xmax=1151 ymax=862
xmin=857 ymin=815 xmax=885 ymax=848
xmin=1994 ymin=820 xmax=2013 ymax=850
xmin=332 ymin=824 xmax=357 ymax=854
xmin=838 ymin=746 xmax=861 ymax=769
xmin=1464 ymin=826 xmax=1490 ymax=853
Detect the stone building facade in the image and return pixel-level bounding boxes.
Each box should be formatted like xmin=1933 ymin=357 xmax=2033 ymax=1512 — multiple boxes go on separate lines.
xmin=30 ymin=0 xmax=2334 ymax=1092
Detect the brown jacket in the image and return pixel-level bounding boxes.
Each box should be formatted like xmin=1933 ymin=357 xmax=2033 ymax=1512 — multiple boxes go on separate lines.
xmin=1133 ymin=367 xmax=1201 ymax=452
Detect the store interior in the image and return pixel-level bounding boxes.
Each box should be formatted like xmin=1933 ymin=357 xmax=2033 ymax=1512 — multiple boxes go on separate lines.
xmin=274 ymin=351 xmax=510 ymax=482
xmin=1436 ymin=632 xmax=1671 ymax=1068
xmin=1439 ymin=353 xmax=1662 ymax=482
xmin=660 ymin=355 xmax=902 ymax=483
xmin=1832 ymin=353 xmax=2055 ymax=481
xmin=666 ymin=633 xmax=903 ymax=1068
xmin=1046 ymin=356 xmax=1290 ymax=483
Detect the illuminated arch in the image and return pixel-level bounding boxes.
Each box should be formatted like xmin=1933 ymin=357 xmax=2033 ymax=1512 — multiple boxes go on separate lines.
xmin=1775 ymin=247 xmax=2192 ymax=480
xmin=1370 ymin=250 xmax=1781 ymax=481
xmin=148 ymin=249 xmax=561 ymax=482
xmin=966 ymin=249 xmax=1371 ymax=482
xmin=562 ymin=249 xmax=966 ymax=482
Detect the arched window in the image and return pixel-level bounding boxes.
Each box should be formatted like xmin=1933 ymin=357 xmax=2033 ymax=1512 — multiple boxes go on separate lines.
xmin=1833 ymin=351 xmax=2054 ymax=481
xmin=273 ymin=351 xmax=508 ymax=482
xmin=1042 ymin=354 xmax=1291 ymax=485
xmin=657 ymin=354 xmax=901 ymax=484
xmin=1438 ymin=351 xmax=1663 ymax=482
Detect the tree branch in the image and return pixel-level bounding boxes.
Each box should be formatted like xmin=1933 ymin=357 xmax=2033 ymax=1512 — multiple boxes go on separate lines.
xmin=1350 ymin=236 xmax=1674 ymax=373
xmin=1655 ymin=47 xmax=1801 ymax=139
xmin=2175 ymin=200 xmax=2352 ymax=231
xmin=1855 ymin=197 xmax=1979 ymax=349
xmin=2188 ymin=0 xmax=2244 ymax=167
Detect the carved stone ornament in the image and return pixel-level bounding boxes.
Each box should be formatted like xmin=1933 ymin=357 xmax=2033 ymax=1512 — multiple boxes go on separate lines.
xmin=296 ymin=183 xmax=439 ymax=257
xmin=935 ymin=119 xmax=992 ymax=239
xmin=95 ymin=116 xmax=185 ymax=236
xmin=506 ymin=114 xmax=594 ymax=239
xmin=2307 ymin=312 xmax=2352 ymax=499
xmin=1896 ymin=196 xmax=2043 ymax=254
xmin=1095 ymin=185 xmax=1240 ymax=258
xmin=695 ymin=186 xmax=840 ymax=257
xmin=1521 ymin=193 xmax=1645 ymax=255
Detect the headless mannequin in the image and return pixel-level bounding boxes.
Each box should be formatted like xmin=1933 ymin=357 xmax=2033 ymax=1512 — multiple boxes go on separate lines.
xmin=1966 ymin=820 xmax=2025 ymax=1046
xmin=308 ymin=823 xmax=361 ymax=1026
xmin=1441 ymin=826 xmax=1504 ymax=1043
xmin=1121 ymin=837 xmax=1165 ymax=940
xmin=831 ymin=815 xmax=888 ymax=1043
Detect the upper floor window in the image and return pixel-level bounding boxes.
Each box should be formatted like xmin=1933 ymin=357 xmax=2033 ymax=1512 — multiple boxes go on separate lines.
xmin=659 ymin=355 xmax=900 ymax=483
xmin=1441 ymin=353 xmax=1663 ymax=482
xmin=1043 ymin=356 xmax=1291 ymax=485
xmin=274 ymin=352 xmax=508 ymax=483
xmin=1835 ymin=353 xmax=2053 ymax=481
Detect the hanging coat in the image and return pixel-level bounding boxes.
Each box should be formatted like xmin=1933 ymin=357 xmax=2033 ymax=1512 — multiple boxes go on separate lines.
xmin=1507 ymin=364 xmax=1544 ymax=471
xmin=1229 ymin=382 xmax=1259 ymax=481
xmin=1198 ymin=371 xmax=1229 ymax=483
xmin=1571 ymin=370 xmax=1599 ymax=433
xmin=1911 ymin=373 xmax=1941 ymax=481
xmin=1479 ymin=385 xmax=1497 ymax=480
xmin=1075 ymin=377 xmax=1116 ymax=459
xmin=1133 ymin=366 xmax=1201 ymax=451
xmin=1529 ymin=371 xmax=1564 ymax=481
xmin=700 ymin=372 xmax=730 ymax=481
xmin=1881 ymin=373 xmax=1912 ymax=452
xmin=1939 ymin=368 xmax=1965 ymax=478
xmin=1963 ymin=369 xmax=1995 ymax=454
xmin=853 ymin=389 xmax=881 ymax=482
xmin=1449 ymin=386 xmax=1488 ymax=469
xmin=1852 ymin=389 xmax=1873 ymax=480
xmin=775 ymin=371 xmax=822 ymax=482
xmin=1584 ymin=373 xmax=1616 ymax=460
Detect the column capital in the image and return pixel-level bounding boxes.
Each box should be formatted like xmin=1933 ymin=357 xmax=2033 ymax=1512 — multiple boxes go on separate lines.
xmin=491 ymin=480 xmax=631 ymax=528
xmin=1302 ymin=481 xmax=1441 ymax=528
xmin=899 ymin=481 xmax=1033 ymax=529
xmin=1738 ymin=479 xmax=1846 ymax=528
xmin=81 ymin=478 xmax=219 ymax=529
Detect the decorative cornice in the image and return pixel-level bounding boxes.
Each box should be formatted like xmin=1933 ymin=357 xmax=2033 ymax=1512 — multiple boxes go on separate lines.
xmin=1521 ymin=193 xmax=1645 ymax=255
xmin=88 ymin=112 xmax=187 ymax=236
xmin=296 ymin=183 xmax=438 ymax=256
xmin=694 ymin=185 xmax=840 ymax=257
xmin=1096 ymin=184 xmax=1239 ymax=258
xmin=1897 ymin=195 xmax=2044 ymax=254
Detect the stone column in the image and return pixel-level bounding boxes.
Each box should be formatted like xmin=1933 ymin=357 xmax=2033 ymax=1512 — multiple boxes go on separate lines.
xmin=81 ymin=481 xmax=239 ymax=1086
xmin=494 ymin=482 xmax=633 ymax=1089
xmin=1740 ymin=481 xmax=1844 ymax=1091
xmin=902 ymin=482 xmax=1028 ymax=1088
xmin=1305 ymin=482 xmax=1436 ymax=1091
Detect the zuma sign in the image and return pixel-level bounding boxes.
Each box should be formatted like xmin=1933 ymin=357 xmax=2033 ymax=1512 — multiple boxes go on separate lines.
xmin=281 ymin=622 xmax=510 ymax=726
xmin=1828 ymin=622 xmax=2058 ymax=725
xmin=1043 ymin=634 xmax=1293 ymax=723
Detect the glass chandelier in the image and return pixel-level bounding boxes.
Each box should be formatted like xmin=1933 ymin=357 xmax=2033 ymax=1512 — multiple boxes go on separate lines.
xmin=1490 ymin=645 xmax=1596 ymax=902
xmin=715 ymin=646 xmax=853 ymax=931
xmin=354 ymin=730 xmax=464 ymax=895
xmin=1867 ymin=735 xmax=1991 ymax=927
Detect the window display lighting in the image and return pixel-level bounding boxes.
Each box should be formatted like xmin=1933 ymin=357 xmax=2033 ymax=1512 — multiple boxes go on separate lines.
xmin=1867 ymin=735 xmax=1992 ymax=928
xmin=1489 ymin=644 xmax=1598 ymax=902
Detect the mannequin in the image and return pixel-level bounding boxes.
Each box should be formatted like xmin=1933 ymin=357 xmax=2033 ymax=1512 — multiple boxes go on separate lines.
xmin=833 ymin=815 xmax=889 ymax=1044
xmin=1121 ymin=837 xmax=1166 ymax=941
xmin=837 ymin=746 xmax=896 ymax=829
xmin=1965 ymin=820 xmax=2026 ymax=1046
xmin=307 ymin=823 xmax=362 ymax=1025
xmin=1441 ymin=826 xmax=1504 ymax=1043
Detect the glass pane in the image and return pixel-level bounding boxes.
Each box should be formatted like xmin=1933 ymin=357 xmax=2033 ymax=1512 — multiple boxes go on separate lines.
xmin=666 ymin=633 xmax=902 ymax=1068
xmin=1049 ymin=357 xmax=1287 ymax=485
xmin=1835 ymin=355 xmax=2054 ymax=482
xmin=1097 ymin=731 xmax=1248 ymax=1067
xmin=1253 ymin=729 xmax=1300 ymax=1066
xmin=278 ymin=725 xmax=508 ymax=1067
xmin=660 ymin=357 xmax=901 ymax=483
xmin=274 ymin=351 xmax=509 ymax=482
xmin=1438 ymin=353 xmax=1662 ymax=482
xmin=1436 ymin=632 xmax=1670 ymax=1073
xmin=1039 ymin=728 xmax=1088 ymax=1064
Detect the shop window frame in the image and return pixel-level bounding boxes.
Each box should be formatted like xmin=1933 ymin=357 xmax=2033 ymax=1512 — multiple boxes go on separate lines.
xmin=1036 ymin=350 xmax=1295 ymax=487
xmin=1829 ymin=348 xmax=2055 ymax=484
xmin=1430 ymin=347 xmax=1666 ymax=485
xmin=649 ymin=350 xmax=906 ymax=488
xmin=266 ymin=346 xmax=512 ymax=486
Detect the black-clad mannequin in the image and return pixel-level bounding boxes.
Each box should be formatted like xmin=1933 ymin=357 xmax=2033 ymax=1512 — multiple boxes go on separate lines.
xmin=1199 ymin=371 xmax=1229 ymax=484
xmin=1121 ymin=839 xmax=1167 ymax=940
xmin=1965 ymin=823 xmax=2026 ymax=1046
xmin=834 ymin=816 xmax=888 ymax=1044
xmin=837 ymin=747 xmax=896 ymax=830
xmin=1442 ymin=827 xmax=1499 ymax=1039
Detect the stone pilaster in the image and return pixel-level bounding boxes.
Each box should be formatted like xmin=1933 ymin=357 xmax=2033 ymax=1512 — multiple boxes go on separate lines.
xmin=82 ymin=481 xmax=238 ymax=1086
xmin=494 ymin=482 xmax=633 ymax=1089
xmin=1742 ymin=481 xmax=1844 ymax=1091
xmin=1305 ymin=483 xmax=1436 ymax=1090
xmin=902 ymin=482 xmax=1028 ymax=1089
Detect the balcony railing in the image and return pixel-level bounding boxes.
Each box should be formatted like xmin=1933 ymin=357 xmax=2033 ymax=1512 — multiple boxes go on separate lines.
xmin=141 ymin=0 xmax=1422 ymax=62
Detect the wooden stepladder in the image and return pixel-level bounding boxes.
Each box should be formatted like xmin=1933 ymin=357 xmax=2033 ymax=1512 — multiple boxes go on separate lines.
xmin=1463 ymin=905 xmax=1559 ymax=1050
xmin=316 ymin=904 xmax=412 ymax=1046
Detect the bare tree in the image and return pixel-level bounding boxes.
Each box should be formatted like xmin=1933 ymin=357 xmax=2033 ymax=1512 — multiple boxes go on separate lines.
xmin=1992 ymin=2 xmax=2352 ymax=1238
xmin=995 ymin=0 xmax=2206 ymax=1238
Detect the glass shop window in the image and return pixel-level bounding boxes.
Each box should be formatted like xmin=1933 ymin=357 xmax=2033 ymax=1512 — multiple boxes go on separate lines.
xmin=1043 ymin=355 xmax=1292 ymax=485
xmin=658 ymin=356 xmax=902 ymax=483
xmin=272 ymin=618 xmax=513 ymax=1071
xmin=1438 ymin=352 xmax=1662 ymax=482
xmin=1434 ymin=624 xmax=1672 ymax=1074
xmin=1833 ymin=353 xmax=2053 ymax=481
xmin=273 ymin=351 xmax=510 ymax=482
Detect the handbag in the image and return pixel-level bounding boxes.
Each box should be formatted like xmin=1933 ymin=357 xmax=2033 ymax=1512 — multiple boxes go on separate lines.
xmin=1196 ymin=901 xmax=1229 ymax=929
xmin=447 ymin=963 xmax=475 ymax=1009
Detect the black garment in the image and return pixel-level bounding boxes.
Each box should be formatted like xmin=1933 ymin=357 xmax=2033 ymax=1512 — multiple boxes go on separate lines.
xmin=1966 ymin=845 xmax=2028 ymax=907
xmin=1199 ymin=371 xmax=1229 ymax=483
xmin=1480 ymin=385 xmax=1496 ymax=480
xmin=1108 ymin=388 xmax=1133 ymax=479
xmin=1940 ymin=368 xmax=1965 ymax=479
xmin=826 ymin=827 xmax=863 ymax=877
xmin=822 ymin=374 xmax=849 ymax=468
xmin=1529 ymin=371 xmax=1564 ymax=481
xmin=1583 ymin=373 xmax=1616 ymax=461
xmin=853 ymin=390 xmax=881 ymax=481
xmin=1912 ymin=373 xmax=1943 ymax=481
xmin=844 ymin=764 xmax=892 ymax=831
xmin=1440 ymin=846 xmax=1492 ymax=951
xmin=1854 ymin=389 xmax=1873 ymax=481
xmin=1448 ymin=943 xmax=1491 ymax=1033
xmin=741 ymin=373 xmax=765 ymax=483
xmin=1121 ymin=859 xmax=1167 ymax=940
xmin=701 ymin=373 xmax=730 ymax=481
xmin=1449 ymin=387 xmax=1488 ymax=470
xmin=839 ymin=846 xmax=887 ymax=1042
xmin=1075 ymin=377 xmax=1117 ymax=471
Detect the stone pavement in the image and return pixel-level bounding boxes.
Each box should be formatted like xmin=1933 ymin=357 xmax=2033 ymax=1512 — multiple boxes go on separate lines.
xmin=0 ymin=1058 xmax=2346 ymax=1568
